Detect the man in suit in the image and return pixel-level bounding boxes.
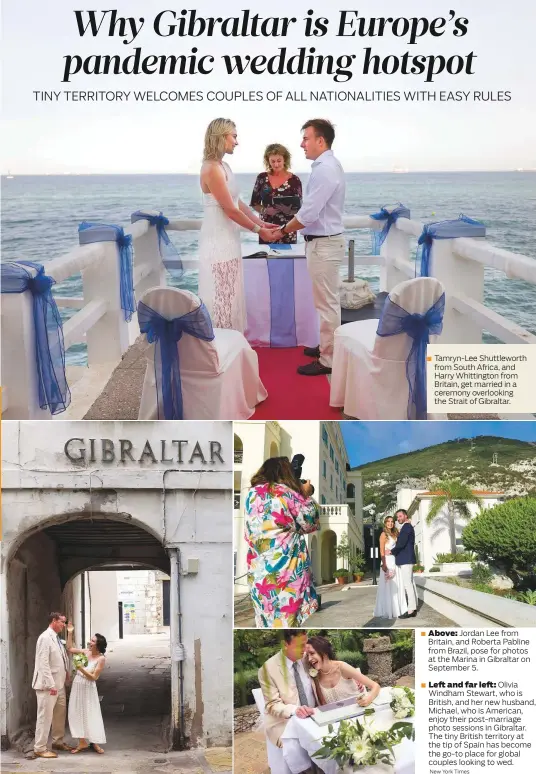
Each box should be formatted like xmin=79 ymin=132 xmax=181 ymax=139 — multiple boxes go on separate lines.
xmin=32 ymin=612 xmax=73 ymax=758
xmin=258 ymin=630 xmax=317 ymax=763
xmin=390 ymin=509 xmax=418 ymax=619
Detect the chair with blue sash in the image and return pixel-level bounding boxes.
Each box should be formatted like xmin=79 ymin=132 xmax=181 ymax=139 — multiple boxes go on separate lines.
xmin=330 ymin=277 xmax=445 ymax=420
xmin=137 ymin=286 xmax=267 ymax=420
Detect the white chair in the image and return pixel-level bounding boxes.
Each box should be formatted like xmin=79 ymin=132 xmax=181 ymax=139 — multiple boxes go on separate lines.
xmin=252 ymin=688 xmax=292 ymax=774
xmin=137 ymin=287 xmax=267 ymax=419
xmin=330 ymin=277 xmax=445 ymax=420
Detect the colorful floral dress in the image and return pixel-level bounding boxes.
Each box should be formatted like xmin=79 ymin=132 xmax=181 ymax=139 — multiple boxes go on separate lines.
xmin=245 ymin=482 xmax=321 ymax=628
xmin=250 ymin=173 xmax=303 ymax=244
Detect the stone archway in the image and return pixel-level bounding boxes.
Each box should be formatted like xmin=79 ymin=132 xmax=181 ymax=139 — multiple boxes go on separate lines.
xmin=5 ymin=513 xmax=172 ymax=752
xmin=321 ymin=530 xmax=337 ymax=583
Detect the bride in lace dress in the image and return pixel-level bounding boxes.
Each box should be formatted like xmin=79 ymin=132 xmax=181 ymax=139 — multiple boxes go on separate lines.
xmin=373 ymin=515 xmax=408 ymax=619
xmin=305 ymin=636 xmax=380 ymax=706
xmin=198 ymin=118 xmax=278 ymax=333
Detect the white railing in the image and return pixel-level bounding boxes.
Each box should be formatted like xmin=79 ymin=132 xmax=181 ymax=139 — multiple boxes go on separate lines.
xmin=2 ymin=211 xmax=535 ymax=419
xmin=320 ymin=504 xmax=350 ymax=519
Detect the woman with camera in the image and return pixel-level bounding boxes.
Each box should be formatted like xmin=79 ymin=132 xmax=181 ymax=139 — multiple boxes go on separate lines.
xmin=244 ymin=456 xmax=320 ymax=628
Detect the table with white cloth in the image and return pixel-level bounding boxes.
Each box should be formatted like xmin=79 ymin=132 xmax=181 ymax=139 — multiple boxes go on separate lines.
xmin=242 ymin=244 xmax=320 ymax=348
xmin=280 ymin=688 xmax=414 ymax=774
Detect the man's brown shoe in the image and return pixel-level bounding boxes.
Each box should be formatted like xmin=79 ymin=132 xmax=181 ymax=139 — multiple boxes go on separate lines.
xmin=35 ymin=750 xmax=58 ymax=758
xmin=52 ymin=742 xmax=75 ymax=751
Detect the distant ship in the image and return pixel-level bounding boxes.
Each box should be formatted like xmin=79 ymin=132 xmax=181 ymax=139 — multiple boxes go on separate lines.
xmin=392 ymin=166 xmax=409 ymax=174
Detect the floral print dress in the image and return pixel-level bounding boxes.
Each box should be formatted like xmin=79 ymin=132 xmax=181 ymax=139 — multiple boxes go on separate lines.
xmin=250 ymin=173 xmax=303 ymax=244
xmin=245 ymin=482 xmax=321 ymax=628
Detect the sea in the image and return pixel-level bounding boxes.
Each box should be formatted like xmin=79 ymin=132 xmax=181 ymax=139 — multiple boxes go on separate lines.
xmin=2 ymin=171 xmax=535 ymax=365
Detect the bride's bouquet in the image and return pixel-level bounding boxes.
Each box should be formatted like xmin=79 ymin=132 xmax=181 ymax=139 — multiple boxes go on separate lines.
xmin=390 ymin=687 xmax=415 ymax=719
xmin=72 ymin=653 xmax=88 ymax=675
xmin=314 ymin=717 xmax=414 ymax=770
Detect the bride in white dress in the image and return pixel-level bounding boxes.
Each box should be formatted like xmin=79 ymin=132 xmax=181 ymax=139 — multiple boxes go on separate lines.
xmin=374 ymin=515 xmax=408 ymax=619
xmin=66 ymin=624 xmax=107 ymax=754
xmin=305 ymin=636 xmax=380 ymax=706
xmin=198 ymin=118 xmax=279 ymax=333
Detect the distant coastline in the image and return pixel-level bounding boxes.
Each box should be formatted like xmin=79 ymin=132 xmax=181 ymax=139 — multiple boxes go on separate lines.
xmin=2 ymin=169 xmax=536 ymax=177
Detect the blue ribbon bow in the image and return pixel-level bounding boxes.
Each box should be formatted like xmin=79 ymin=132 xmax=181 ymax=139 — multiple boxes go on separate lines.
xmin=377 ymin=292 xmax=445 ymax=420
xmin=138 ymin=300 xmax=215 ymax=419
xmin=78 ymin=222 xmax=136 ymax=321
xmin=370 ymin=204 xmax=410 ymax=255
xmin=417 ymin=215 xmax=486 ymax=277
xmin=1 ymin=261 xmax=71 ymax=415
xmin=131 ymin=211 xmax=183 ymax=277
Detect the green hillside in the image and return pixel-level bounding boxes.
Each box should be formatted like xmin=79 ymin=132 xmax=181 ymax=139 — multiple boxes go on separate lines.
xmin=355 ymin=436 xmax=536 ymax=513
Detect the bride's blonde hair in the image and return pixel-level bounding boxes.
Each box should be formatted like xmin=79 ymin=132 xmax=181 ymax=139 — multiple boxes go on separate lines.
xmin=203 ymin=118 xmax=236 ymax=162
xmin=383 ymin=515 xmax=398 ymax=541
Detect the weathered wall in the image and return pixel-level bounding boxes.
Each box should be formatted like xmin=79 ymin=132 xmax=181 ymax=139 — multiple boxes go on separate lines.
xmin=169 ymin=488 xmax=232 ymax=747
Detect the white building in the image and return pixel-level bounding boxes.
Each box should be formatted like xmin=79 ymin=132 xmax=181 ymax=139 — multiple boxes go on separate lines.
xmin=396 ymin=486 xmax=505 ymax=569
xmin=234 ymin=421 xmax=363 ymax=591
xmin=81 ymin=569 xmax=171 ymax=642
xmin=1 ymin=421 xmax=233 ymax=751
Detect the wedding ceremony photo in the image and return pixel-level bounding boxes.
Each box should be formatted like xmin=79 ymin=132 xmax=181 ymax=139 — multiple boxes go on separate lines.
xmin=0 ymin=420 xmax=234 ymax=773
xmin=233 ymin=419 xmax=536 ymax=630
xmin=233 ymin=628 xmax=416 ymax=774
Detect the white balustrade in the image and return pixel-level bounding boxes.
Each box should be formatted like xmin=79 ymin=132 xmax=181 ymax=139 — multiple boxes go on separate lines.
xmin=2 ymin=209 xmax=535 ymax=419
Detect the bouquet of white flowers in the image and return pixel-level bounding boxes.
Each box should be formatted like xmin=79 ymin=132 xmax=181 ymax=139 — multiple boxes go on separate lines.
xmin=314 ymin=717 xmax=414 ymax=769
xmin=390 ymin=687 xmax=415 ymax=719
xmin=72 ymin=653 xmax=88 ymax=675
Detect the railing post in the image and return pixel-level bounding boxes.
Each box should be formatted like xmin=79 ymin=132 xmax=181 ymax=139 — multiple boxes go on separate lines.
xmin=430 ymin=239 xmax=485 ymax=344
xmin=82 ymin=242 xmax=131 ymax=365
xmin=130 ymin=211 xmax=167 ymax=298
xmin=379 ymin=223 xmax=411 ymax=292
xmin=1 ymin=292 xmax=42 ymax=419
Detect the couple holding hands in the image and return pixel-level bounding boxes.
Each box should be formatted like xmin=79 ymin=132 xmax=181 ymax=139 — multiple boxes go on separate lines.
xmin=199 ymin=116 xmax=345 ymax=375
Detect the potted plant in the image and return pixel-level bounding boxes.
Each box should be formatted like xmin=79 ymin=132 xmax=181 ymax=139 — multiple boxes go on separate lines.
xmin=351 ymin=551 xmax=366 ymax=582
xmin=413 ymin=564 xmax=425 ymax=574
xmin=334 ymin=568 xmax=349 ymax=585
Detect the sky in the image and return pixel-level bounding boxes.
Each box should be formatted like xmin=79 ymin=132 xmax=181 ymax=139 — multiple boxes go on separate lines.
xmin=341 ymin=421 xmax=536 ymax=467
xmin=2 ymin=0 xmax=536 ymax=174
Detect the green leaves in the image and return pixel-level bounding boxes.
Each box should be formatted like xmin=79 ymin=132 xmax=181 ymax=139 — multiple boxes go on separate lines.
xmin=462 ymin=496 xmax=536 ymax=589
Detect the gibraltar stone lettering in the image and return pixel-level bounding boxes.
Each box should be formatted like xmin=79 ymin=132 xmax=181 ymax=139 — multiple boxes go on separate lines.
xmin=64 ymin=438 xmax=225 ymax=465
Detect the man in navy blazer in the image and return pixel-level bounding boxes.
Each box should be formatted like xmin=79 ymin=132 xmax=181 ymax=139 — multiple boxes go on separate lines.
xmin=390 ymin=509 xmax=417 ymax=619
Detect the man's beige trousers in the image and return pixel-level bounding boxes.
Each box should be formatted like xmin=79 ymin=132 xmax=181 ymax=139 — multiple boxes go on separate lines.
xmin=305 ymin=235 xmax=345 ymax=368
xmin=34 ymin=687 xmax=66 ymax=753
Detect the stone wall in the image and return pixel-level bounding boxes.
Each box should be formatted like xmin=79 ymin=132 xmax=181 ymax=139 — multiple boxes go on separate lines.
xmin=117 ymin=570 xmax=169 ymax=635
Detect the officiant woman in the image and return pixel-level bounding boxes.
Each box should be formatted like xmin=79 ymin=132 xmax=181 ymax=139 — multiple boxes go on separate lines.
xmin=250 ymin=144 xmax=302 ymax=244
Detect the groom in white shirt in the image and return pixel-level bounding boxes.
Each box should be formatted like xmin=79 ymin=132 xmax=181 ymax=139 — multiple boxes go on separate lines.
xmin=271 ymin=119 xmax=346 ymax=376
